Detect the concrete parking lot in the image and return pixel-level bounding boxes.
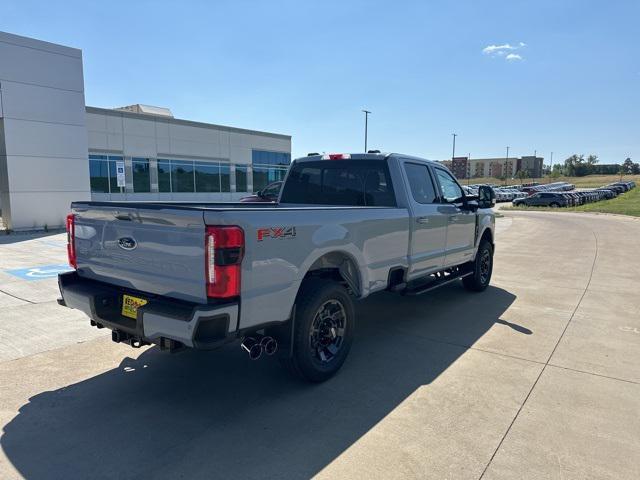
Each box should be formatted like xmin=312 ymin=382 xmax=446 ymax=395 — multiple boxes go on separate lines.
xmin=1 ymin=212 xmax=639 ymax=479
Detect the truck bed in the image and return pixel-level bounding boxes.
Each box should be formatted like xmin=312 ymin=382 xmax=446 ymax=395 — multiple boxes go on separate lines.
xmin=70 ymin=201 xmax=411 ymax=331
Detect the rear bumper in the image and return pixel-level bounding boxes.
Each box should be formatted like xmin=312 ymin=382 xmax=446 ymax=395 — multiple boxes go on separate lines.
xmin=58 ymin=271 xmax=238 ymax=349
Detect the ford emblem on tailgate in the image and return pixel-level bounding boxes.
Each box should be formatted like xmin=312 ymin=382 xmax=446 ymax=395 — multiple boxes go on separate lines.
xmin=118 ymin=237 xmax=137 ymax=251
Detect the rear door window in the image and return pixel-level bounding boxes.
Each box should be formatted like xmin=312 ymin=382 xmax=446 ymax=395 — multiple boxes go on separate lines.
xmin=280 ymin=160 xmax=396 ymax=206
xmin=404 ymin=163 xmax=438 ymax=204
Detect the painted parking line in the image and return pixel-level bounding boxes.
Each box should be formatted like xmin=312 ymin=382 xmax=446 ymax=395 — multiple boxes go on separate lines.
xmin=5 ymin=264 xmax=73 ymax=281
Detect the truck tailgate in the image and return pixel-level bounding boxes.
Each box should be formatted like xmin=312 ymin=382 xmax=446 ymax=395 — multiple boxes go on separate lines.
xmin=72 ymin=204 xmax=207 ymax=303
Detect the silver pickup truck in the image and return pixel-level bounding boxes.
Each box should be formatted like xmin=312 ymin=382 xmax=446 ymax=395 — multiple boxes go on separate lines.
xmin=59 ymin=152 xmax=495 ymax=382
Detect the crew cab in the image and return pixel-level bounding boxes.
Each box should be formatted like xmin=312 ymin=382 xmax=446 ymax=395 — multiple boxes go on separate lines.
xmin=59 ymin=153 xmax=496 ymax=382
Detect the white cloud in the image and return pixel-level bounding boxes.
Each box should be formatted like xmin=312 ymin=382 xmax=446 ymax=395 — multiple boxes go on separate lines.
xmin=482 ymin=43 xmax=517 ymax=54
xmin=483 ymin=42 xmax=526 ymax=61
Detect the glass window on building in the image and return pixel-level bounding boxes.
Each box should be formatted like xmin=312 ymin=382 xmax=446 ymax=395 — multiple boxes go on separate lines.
xmin=89 ymin=155 xmax=109 ymax=193
xmin=171 ymin=160 xmax=195 ymax=192
xmin=195 ymin=162 xmax=220 ymax=192
xmin=132 ymin=158 xmax=151 ymax=193
xmin=252 ymin=150 xmax=291 ymax=166
xmin=251 ymin=150 xmax=290 ymax=192
xmin=158 ymin=159 xmax=172 ymax=192
xmin=89 ymin=154 xmax=123 ymax=193
xmin=220 ymin=163 xmax=230 ymax=192
xmin=235 ymin=166 xmax=248 ymax=192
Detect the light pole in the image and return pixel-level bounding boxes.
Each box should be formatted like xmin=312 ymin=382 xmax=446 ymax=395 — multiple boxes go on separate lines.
xmin=467 ymin=153 xmax=471 ymax=185
xmin=549 ymin=151 xmax=553 ymax=183
xmin=505 ymin=146 xmax=510 ymax=181
xmin=451 ymin=133 xmax=457 ymax=160
xmin=362 ymin=110 xmax=371 ymax=152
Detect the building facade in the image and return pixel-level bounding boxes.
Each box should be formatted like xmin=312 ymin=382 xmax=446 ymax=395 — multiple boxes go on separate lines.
xmin=0 ymin=31 xmax=291 ymax=230
xmin=86 ymin=106 xmax=290 ymax=203
xmin=440 ymin=156 xmax=543 ymax=180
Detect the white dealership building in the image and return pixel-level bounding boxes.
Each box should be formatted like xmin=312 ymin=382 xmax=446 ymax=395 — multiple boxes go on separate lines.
xmin=0 ymin=31 xmax=291 ymax=231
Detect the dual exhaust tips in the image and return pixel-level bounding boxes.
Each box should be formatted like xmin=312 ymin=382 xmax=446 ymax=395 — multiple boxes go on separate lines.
xmin=241 ymin=334 xmax=278 ymax=360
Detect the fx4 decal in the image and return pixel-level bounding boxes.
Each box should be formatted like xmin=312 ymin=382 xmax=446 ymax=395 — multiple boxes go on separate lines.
xmin=257 ymin=227 xmax=297 ymax=242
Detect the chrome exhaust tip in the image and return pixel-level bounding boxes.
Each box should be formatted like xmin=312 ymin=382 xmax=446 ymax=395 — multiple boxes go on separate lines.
xmin=260 ymin=336 xmax=278 ymax=356
xmin=241 ymin=337 xmax=263 ymax=360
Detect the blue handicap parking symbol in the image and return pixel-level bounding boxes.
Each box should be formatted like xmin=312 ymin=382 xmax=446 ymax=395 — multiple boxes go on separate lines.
xmin=5 ymin=264 xmax=73 ymax=281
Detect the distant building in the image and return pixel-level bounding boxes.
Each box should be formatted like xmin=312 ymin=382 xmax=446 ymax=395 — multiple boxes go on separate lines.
xmin=440 ymin=156 xmax=543 ymax=180
xmin=438 ymin=159 xmax=453 ymax=170
xmin=450 ymin=157 xmax=468 ymax=179
xmin=517 ymin=156 xmax=544 ymax=178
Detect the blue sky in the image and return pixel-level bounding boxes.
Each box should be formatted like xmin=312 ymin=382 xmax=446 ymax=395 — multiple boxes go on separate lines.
xmin=2 ymin=0 xmax=638 ymax=164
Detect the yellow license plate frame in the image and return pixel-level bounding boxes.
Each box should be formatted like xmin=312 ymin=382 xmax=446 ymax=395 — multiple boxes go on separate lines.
xmin=121 ymin=294 xmax=148 ymax=319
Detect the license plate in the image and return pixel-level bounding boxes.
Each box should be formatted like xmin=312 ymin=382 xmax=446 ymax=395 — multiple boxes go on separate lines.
xmin=121 ymin=294 xmax=148 ymax=319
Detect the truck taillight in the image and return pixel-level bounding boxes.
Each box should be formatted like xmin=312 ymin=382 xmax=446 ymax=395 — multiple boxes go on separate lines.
xmin=205 ymin=226 xmax=244 ymax=298
xmin=322 ymin=153 xmax=351 ymax=160
xmin=66 ymin=213 xmax=77 ymax=269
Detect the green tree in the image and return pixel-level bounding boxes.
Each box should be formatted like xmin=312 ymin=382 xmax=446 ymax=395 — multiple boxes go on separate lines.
xmin=516 ymin=170 xmax=528 ymax=182
xmin=564 ymin=154 xmax=596 ymax=177
xmin=622 ymin=157 xmax=638 ymax=174
xmin=564 ymin=154 xmax=580 ymax=176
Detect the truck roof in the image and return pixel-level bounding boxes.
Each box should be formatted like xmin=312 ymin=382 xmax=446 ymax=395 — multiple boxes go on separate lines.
xmin=294 ymin=152 xmax=441 ymax=166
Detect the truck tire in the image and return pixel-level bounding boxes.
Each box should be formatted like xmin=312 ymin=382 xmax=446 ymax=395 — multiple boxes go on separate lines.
xmin=281 ymin=278 xmax=355 ymax=382
xmin=462 ymin=240 xmax=493 ymax=292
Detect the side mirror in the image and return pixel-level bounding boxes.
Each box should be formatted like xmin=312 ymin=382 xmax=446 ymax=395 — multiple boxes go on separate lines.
xmin=478 ymin=186 xmax=496 ymax=208
xmin=256 ymin=189 xmax=265 ymax=199
xmin=464 ymin=199 xmax=479 ymax=212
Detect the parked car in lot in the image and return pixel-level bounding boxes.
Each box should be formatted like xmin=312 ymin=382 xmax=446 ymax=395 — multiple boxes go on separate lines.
xmin=240 ymin=181 xmax=283 ymax=203
xmin=58 ymin=152 xmax=496 ymax=382
xmin=512 ymin=192 xmax=568 ymax=208
xmin=596 ymin=188 xmax=617 ymax=199
xmin=609 ymin=181 xmax=635 ymax=192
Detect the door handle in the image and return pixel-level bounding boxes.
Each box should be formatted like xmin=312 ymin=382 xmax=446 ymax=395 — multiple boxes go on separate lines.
xmin=449 ymin=215 xmax=459 ymax=222
xmin=416 ymin=216 xmax=430 ymax=224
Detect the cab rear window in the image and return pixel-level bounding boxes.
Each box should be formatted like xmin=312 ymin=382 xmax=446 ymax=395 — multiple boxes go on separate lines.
xmin=280 ymin=160 xmax=396 ymax=206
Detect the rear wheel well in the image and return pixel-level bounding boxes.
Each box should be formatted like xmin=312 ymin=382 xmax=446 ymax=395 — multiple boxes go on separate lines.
xmin=301 ymin=252 xmax=361 ymax=297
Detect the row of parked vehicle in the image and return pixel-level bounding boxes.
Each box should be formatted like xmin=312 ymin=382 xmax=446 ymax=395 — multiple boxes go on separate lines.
xmin=511 ymin=181 xmax=636 ymax=208
xmin=464 ymin=182 xmax=580 ymax=203
xmin=462 ymin=184 xmax=527 ymax=202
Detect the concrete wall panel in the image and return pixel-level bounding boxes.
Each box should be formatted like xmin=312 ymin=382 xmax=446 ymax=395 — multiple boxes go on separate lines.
xmin=106 ymin=133 xmax=124 ymax=151
xmin=0 ymin=37 xmax=83 ymax=91
xmin=87 ymin=131 xmax=108 ymax=151
xmin=0 ymin=81 xmax=86 ymax=125
xmin=86 ymin=111 xmax=107 ymax=131
xmin=0 ymin=31 xmax=88 ymax=230
xmin=123 ymin=134 xmax=158 ymax=158
xmin=2 ymin=119 xmax=87 ymax=158
xmin=169 ymin=123 xmax=219 ymax=143
xmin=122 ymin=116 xmax=156 ymax=137
xmin=169 ymin=139 xmax=222 ymax=159
xmin=6 ymin=155 xmax=90 ymax=192
xmin=154 ymin=120 xmax=170 ymax=138
xmin=105 ymin=114 xmax=122 ymax=134
xmin=7 ymin=191 xmax=87 ymax=230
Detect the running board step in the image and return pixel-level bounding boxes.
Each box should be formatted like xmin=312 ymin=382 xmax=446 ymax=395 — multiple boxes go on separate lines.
xmin=401 ymin=270 xmax=473 ymax=296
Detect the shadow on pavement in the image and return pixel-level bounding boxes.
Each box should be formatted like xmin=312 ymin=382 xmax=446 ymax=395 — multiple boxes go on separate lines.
xmin=2 ymin=284 xmax=517 ymax=479
xmin=0 ymin=230 xmax=65 ymax=245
